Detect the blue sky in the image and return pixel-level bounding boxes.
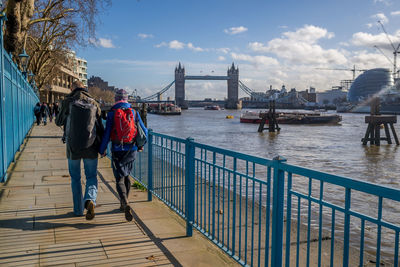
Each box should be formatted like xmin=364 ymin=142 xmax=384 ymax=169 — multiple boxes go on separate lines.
xmin=76 ymin=0 xmax=400 ymax=100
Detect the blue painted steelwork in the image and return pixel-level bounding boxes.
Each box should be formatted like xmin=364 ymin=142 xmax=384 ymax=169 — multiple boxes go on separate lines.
xmin=130 ymin=131 xmax=400 ymax=267
xmin=185 ymin=75 xmax=231 ymax=80
xmin=0 ymin=14 xmax=39 ymax=182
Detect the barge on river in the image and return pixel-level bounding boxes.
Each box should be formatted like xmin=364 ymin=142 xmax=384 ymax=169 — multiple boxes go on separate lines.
xmin=240 ymin=110 xmax=342 ymax=124
xmin=204 ymin=105 xmax=221 ymax=110
xmin=148 ymin=103 xmax=182 ymax=115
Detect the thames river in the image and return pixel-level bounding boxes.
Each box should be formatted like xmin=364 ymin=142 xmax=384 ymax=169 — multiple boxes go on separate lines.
xmin=147 ymin=108 xmax=400 ymax=189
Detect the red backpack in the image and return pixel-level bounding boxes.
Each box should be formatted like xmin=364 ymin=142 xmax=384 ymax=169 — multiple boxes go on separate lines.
xmin=110 ymin=108 xmax=137 ymax=144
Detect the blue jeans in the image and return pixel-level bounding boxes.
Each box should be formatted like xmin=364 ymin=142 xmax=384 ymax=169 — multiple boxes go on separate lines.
xmin=68 ymin=158 xmax=98 ymax=216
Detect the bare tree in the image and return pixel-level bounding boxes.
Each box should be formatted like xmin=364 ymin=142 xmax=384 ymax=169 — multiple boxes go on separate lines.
xmin=88 ymin=86 xmax=115 ymax=104
xmin=4 ymin=0 xmax=111 ymax=89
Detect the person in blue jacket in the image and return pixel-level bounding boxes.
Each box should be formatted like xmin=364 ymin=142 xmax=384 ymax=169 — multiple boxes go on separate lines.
xmin=99 ymin=89 xmax=148 ymax=221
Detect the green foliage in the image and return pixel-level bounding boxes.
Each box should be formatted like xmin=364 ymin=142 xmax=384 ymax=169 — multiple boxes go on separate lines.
xmin=132 ymin=180 xmax=147 ymax=191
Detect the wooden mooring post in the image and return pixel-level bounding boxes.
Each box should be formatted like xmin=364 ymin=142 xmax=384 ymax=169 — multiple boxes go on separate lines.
xmin=362 ymin=98 xmax=399 ymax=145
xmin=258 ymin=100 xmax=280 ymax=133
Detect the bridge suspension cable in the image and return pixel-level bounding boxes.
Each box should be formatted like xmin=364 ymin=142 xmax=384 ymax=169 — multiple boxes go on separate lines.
xmin=141 ymin=80 xmax=175 ymax=101
xmin=238 ymin=80 xmax=255 ymax=96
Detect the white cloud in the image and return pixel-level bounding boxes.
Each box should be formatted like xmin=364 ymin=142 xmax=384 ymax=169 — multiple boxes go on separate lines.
xmin=217 ymin=48 xmax=230 ymax=54
xmin=372 ymin=13 xmax=389 ymax=24
xmin=281 ymin=25 xmax=334 ymax=43
xmin=155 ymin=40 xmax=206 ymax=52
xmin=154 ymin=42 xmax=167 ymax=48
xmin=248 ymin=25 xmax=346 ymax=65
xmin=350 ymin=50 xmax=392 ymax=70
xmin=138 ymin=33 xmax=154 ymax=39
xmin=231 ymin=53 xmax=279 ymax=67
xmin=217 ymin=56 xmax=226 ymax=61
xmin=169 ymin=40 xmax=185 ymax=50
xmin=366 ymin=23 xmax=374 ymax=28
xmin=374 ymin=0 xmax=391 ymax=5
xmin=278 ymin=25 xmax=288 ymax=29
xmin=391 ymin=11 xmax=400 ymax=16
xmin=187 ymin=43 xmax=204 ymax=52
xmin=90 ymin=38 xmax=115 ymax=48
xmin=351 ymin=31 xmax=400 ymax=51
xmin=224 ymin=26 xmax=248 ymax=35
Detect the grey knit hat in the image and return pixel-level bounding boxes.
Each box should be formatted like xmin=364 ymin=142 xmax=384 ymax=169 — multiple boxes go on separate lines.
xmin=115 ymin=89 xmax=128 ymax=101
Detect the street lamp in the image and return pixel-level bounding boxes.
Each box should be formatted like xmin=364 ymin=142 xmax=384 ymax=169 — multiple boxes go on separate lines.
xmin=18 ymin=49 xmax=29 ymax=78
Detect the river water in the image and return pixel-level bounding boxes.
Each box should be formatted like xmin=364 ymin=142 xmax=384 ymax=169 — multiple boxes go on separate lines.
xmin=147 ymin=108 xmax=400 ymax=187
xmin=147 ymin=108 xmax=400 ymax=261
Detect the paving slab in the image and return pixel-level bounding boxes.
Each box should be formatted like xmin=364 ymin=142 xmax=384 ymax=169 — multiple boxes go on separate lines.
xmin=0 ymin=123 xmax=239 ymax=267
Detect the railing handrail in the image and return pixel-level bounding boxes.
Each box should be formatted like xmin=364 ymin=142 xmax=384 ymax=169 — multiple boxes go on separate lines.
xmin=281 ymin=162 xmax=400 ymax=201
xmin=131 ymin=130 xmax=400 ymax=266
xmin=151 ymin=131 xmax=400 ymax=201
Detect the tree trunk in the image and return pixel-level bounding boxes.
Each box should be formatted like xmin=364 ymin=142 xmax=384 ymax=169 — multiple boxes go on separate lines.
xmin=4 ymin=0 xmax=35 ymax=53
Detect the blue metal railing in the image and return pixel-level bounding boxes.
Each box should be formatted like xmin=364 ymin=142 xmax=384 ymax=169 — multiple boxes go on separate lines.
xmin=0 ymin=15 xmax=39 ymax=182
xmin=131 ymin=130 xmax=400 ymax=267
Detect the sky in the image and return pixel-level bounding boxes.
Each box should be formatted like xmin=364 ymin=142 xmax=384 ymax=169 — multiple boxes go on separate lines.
xmin=76 ymin=0 xmax=400 ymax=100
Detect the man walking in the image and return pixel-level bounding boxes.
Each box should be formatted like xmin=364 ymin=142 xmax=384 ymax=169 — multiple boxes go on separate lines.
xmin=34 ymin=102 xmax=41 ymax=125
xmin=56 ymin=80 xmax=103 ymax=220
xmin=40 ymin=102 xmax=50 ymax=125
xmin=99 ymin=89 xmax=147 ymax=221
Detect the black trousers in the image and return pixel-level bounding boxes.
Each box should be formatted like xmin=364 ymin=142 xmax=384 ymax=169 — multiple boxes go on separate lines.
xmin=35 ymin=114 xmax=41 ymax=125
xmin=111 ymin=150 xmax=136 ymax=205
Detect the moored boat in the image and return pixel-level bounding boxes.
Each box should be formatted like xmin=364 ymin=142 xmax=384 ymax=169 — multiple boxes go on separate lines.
xmin=240 ymin=111 xmax=261 ymax=123
xmin=204 ymin=105 xmax=221 ymax=110
xmin=240 ymin=110 xmax=342 ymax=124
xmin=148 ymin=103 xmax=182 ymax=115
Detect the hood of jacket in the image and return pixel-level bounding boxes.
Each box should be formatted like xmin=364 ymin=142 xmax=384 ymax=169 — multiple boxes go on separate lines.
xmin=111 ymin=102 xmax=131 ymax=110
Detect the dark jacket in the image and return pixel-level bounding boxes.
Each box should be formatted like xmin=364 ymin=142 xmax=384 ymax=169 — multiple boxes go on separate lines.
xmin=40 ymin=104 xmax=50 ymax=117
xmin=99 ymin=101 xmax=148 ymax=155
xmin=55 ymin=88 xmax=104 ymax=160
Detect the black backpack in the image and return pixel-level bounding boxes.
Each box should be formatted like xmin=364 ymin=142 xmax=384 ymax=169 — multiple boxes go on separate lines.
xmin=66 ymin=97 xmax=98 ymax=151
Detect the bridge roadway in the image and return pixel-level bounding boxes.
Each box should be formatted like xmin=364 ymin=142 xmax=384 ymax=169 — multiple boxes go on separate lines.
xmin=0 ymin=123 xmax=238 ymax=266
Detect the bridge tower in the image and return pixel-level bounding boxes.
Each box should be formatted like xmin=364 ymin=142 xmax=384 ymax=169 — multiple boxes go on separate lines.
xmin=226 ymin=63 xmax=240 ymax=109
xmin=175 ymin=63 xmax=187 ymax=108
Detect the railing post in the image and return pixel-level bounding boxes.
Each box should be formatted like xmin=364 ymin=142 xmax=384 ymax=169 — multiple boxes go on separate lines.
xmin=0 ymin=14 xmax=7 ymax=182
xmin=185 ymin=137 xmax=195 ymax=237
xmin=271 ymin=155 xmax=287 ymax=267
xmin=147 ymin=129 xmax=153 ymax=201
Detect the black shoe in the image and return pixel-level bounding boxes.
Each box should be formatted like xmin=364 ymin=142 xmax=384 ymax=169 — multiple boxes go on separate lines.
xmin=85 ymin=200 xmax=95 ymax=220
xmin=124 ymin=204 xmax=133 ymax=222
xmin=119 ymin=203 xmax=126 ymax=212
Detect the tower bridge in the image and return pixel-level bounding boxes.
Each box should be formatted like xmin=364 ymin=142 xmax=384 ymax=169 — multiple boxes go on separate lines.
xmin=140 ymin=63 xmax=243 ymax=109
xmin=175 ymin=62 xmax=240 ymax=109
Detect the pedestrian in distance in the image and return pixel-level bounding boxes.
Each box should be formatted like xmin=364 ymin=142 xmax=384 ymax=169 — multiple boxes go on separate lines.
xmin=48 ymin=103 xmax=53 ymax=123
xmin=40 ymin=102 xmax=50 ymax=125
xmin=34 ymin=102 xmax=41 ymax=125
xmin=56 ymin=80 xmax=104 ymax=220
xmin=99 ymin=89 xmax=148 ymax=222
xmin=53 ymin=102 xmax=60 ymax=118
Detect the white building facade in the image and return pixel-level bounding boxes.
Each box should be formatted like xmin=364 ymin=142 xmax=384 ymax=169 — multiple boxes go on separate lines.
xmin=75 ymin=57 xmax=88 ymax=86
xmin=316 ymin=87 xmax=347 ymax=105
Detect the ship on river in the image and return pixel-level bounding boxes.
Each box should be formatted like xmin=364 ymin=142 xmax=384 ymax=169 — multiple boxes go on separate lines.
xmin=148 ymin=103 xmax=181 ymax=115
xmin=240 ymin=110 xmax=342 ymax=124
xmin=204 ymin=105 xmax=221 ymax=110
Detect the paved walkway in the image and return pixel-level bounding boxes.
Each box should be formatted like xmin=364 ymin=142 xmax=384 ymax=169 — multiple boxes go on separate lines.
xmin=0 ymin=123 xmax=238 ymax=266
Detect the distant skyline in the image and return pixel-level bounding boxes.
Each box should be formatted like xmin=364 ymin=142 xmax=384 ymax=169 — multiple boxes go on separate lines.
xmin=76 ymin=0 xmax=400 ymax=100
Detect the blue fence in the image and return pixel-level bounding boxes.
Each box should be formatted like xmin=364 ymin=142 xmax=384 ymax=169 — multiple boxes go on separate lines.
xmin=0 ymin=15 xmax=39 ymax=182
xmin=130 ymin=130 xmax=400 ymax=267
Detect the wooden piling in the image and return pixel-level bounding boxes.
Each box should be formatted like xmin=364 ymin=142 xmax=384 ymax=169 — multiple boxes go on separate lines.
xmin=362 ymin=98 xmax=399 ymax=145
xmin=258 ymin=100 xmax=280 ymax=133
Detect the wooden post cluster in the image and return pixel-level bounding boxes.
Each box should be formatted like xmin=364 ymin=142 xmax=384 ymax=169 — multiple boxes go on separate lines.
xmin=258 ymin=100 xmax=280 ymax=133
xmin=362 ymin=98 xmax=399 ymax=145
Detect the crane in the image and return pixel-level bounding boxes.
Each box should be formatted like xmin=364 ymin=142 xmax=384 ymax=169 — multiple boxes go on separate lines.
xmin=376 ymin=20 xmax=400 ymax=79
xmin=315 ymin=65 xmax=368 ymax=80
